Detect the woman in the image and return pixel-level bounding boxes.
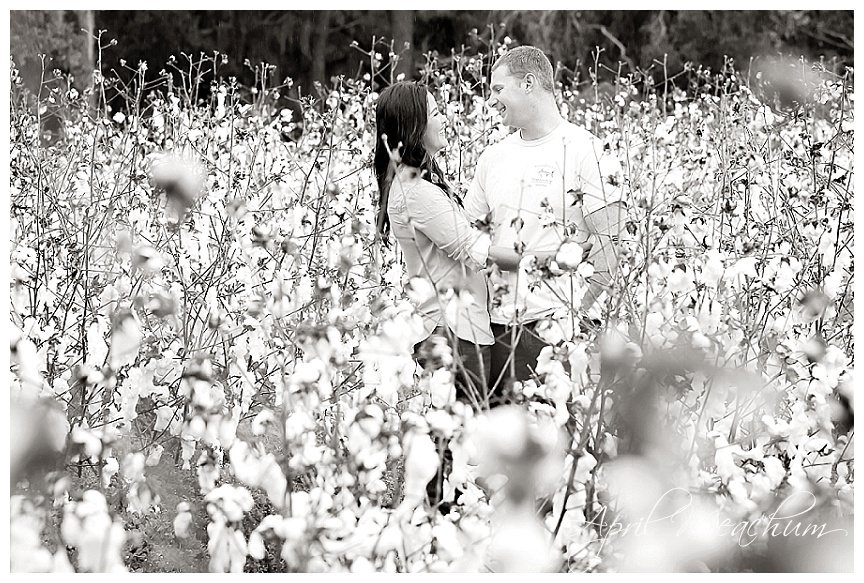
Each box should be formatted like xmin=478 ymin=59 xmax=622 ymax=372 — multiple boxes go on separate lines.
xmin=373 ymin=82 xmax=530 ymax=403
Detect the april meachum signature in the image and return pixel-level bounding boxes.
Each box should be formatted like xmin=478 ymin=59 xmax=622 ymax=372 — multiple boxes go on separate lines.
xmin=586 ymin=488 xmax=848 ymax=550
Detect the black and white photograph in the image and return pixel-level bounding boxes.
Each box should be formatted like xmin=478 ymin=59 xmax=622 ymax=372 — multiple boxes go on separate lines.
xmin=7 ymin=8 xmax=855 ymax=573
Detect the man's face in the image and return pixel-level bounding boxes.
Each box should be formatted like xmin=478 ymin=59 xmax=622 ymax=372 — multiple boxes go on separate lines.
xmin=487 ymin=66 xmax=529 ymax=128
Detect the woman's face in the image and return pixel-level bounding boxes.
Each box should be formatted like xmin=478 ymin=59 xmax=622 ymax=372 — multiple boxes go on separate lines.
xmin=421 ymin=92 xmax=447 ymax=155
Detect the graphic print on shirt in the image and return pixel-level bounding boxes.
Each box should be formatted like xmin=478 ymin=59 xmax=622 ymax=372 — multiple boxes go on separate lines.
xmin=521 ymin=163 xmax=582 ymax=232
xmin=528 ymin=164 xmax=557 ymax=189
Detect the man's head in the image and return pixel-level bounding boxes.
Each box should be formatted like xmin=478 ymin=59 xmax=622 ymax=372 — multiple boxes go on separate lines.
xmin=488 ymin=46 xmax=555 ymax=129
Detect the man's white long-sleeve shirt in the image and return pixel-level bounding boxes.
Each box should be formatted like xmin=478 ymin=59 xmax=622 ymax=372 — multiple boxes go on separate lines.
xmin=464 ymin=121 xmax=623 ymax=325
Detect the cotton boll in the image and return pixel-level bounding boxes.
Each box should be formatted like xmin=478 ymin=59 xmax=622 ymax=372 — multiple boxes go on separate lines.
xmin=405 ymin=277 xmax=435 ymax=304
xmin=143 ymin=444 xmax=164 ymax=467
xmin=291 ymin=361 xmax=321 ymax=387
xmin=109 ymin=308 xmax=142 ymax=370
xmin=667 ymin=266 xmax=694 ymax=294
xmin=691 ymin=331 xmax=712 ymax=350
xmin=52 ymin=550 xmax=75 ymax=572
xmin=535 ymin=320 xmax=564 ymax=346
xmin=400 ymin=429 xmax=440 ymax=509
xmin=576 ymin=260 xmax=595 ymax=281
xmin=486 ymin=503 xmax=562 ymax=572
xmin=448 ymin=439 xmax=474 ymax=486
xmin=355 ymin=405 xmax=384 ymax=439
xmin=432 ymin=519 xmax=464 ymax=562
xmin=573 ymin=453 xmax=597 ymax=484
xmin=259 ymin=461 xmax=289 ymax=508
xmin=602 ymin=456 xmax=666 ymax=519
xmin=699 ymin=249 xmax=726 ymax=287
xmin=11 ymin=332 xmax=44 ymax=393
xmin=473 ymin=406 xmax=564 ymax=504
xmin=555 ymin=241 xmax=585 ymax=268
xmin=131 ymin=244 xmax=164 ymax=273
xmin=429 ymin=368 xmax=456 ymax=408
xmin=600 ymin=432 xmax=619 ymax=458
xmin=426 ymin=408 xmax=458 ymax=438
xmin=473 ymin=406 xmax=529 ymax=466
xmin=101 ymin=457 xmax=119 ymax=489
xmin=251 ymin=409 xmax=276 ymax=436
xmin=173 ymin=501 xmax=193 ymax=542
xmin=350 ymin=556 xmax=375 ymax=572
xmin=151 ymin=155 xmax=205 ymax=219
xmin=247 ymin=529 xmax=266 ymax=560
xmin=71 ymin=426 xmax=103 ymax=462
xmin=284 ymin=410 xmax=315 ymax=440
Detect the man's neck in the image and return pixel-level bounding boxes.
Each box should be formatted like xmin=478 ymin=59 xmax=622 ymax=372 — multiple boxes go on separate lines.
xmin=518 ymin=106 xmax=564 ymax=141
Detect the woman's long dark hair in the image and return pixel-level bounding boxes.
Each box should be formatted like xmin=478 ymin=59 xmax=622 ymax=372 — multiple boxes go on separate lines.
xmin=374 ymin=82 xmax=455 ymax=239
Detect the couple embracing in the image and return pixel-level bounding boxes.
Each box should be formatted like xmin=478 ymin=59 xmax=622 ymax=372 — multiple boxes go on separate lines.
xmin=374 ymin=46 xmax=626 ymax=408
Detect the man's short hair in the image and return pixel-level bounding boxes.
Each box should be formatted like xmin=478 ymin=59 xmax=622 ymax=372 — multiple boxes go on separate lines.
xmin=492 ymin=46 xmax=555 ymax=92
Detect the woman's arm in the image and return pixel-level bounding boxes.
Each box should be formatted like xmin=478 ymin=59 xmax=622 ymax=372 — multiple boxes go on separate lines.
xmin=486 ymin=246 xmax=555 ymax=271
xmin=403 ymin=182 xmax=491 ymax=271
xmin=405 ymin=181 xmax=558 ymax=272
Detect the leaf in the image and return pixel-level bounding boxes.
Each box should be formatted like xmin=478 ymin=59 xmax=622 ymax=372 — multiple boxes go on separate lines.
xmin=568 ymin=188 xmax=584 ymax=205
xmin=472 ymin=211 xmax=494 ymax=234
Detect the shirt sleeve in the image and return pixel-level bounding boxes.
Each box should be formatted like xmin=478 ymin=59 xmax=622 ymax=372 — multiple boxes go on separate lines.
xmin=405 ymin=183 xmax=491 ymax=272
xmin=463 ymin=151 xmax=491 ymax=223
xmin=572 ymin=134 xmax=625 ymax=216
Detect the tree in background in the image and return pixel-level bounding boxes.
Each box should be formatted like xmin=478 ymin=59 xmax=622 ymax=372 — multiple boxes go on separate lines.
xmin=11 ymin=10 xmax=852 ymax=101
xmin=493 ymin=10 xmax=852 ymax=88
xmin=11 ymin=10 xmax=95 ymax=95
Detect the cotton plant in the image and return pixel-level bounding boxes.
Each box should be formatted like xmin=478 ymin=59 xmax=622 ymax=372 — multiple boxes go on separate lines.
xmin=60 ymin=490 xmax=129 ymax=572
xmin=10 ymin=496 xmax=75 ymax=573
xmin=204 ymin=485 xmax=255 ymax=572
xmin=8 ymin=49 xmax=852 ymax=572
xmin=472 ymin=406 xmax=566 ymax=572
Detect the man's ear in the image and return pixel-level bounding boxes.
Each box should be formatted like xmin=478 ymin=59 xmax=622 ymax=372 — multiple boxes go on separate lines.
xmin=524 ymin=73 xmax=535 ymax=92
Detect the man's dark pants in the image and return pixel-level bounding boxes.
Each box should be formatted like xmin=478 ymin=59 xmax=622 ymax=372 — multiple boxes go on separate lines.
xmin=487 ymin=321 xmax=550 ymax=404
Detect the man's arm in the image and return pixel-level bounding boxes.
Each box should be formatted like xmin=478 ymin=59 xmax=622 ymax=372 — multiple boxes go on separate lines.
xmin=580 ymin=201 xmax=627 ymax=312
xmin=487 ymin=246 xmax=556 ymax=271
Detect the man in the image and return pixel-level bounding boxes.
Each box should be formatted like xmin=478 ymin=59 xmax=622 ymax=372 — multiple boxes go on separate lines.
xmin=464 ymin=46 xmax=627 ymax=397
